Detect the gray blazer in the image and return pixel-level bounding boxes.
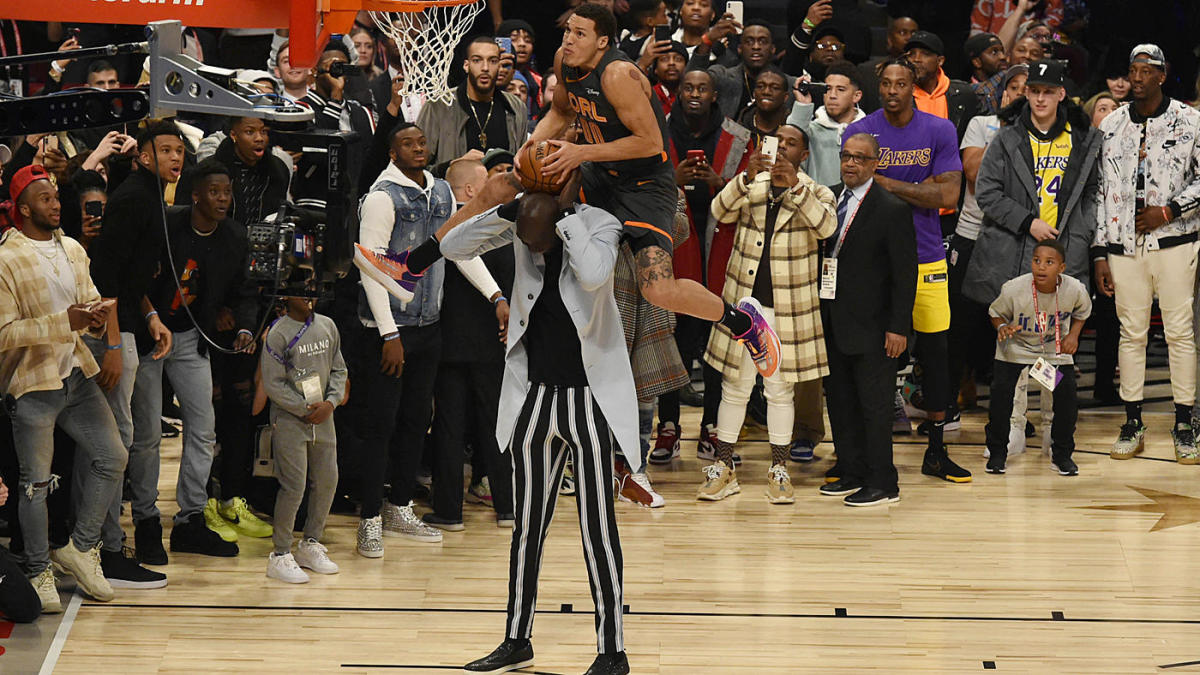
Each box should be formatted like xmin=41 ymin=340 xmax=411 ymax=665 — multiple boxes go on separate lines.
xmin=963 ymin=104 xmax=1101 ymax=305
xmin=439 ymin=202 xmax=642 ymax=470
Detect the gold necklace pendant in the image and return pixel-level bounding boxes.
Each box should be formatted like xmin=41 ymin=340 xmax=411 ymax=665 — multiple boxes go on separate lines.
xmin=479 ymin=132 xmax=488 ymax=146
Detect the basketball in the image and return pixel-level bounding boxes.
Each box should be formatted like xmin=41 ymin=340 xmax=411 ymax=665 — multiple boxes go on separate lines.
xmin=515 ymin=141 xmax=566 ymax=194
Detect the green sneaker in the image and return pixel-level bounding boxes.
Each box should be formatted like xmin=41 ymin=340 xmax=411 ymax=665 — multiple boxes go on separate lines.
xmin=1111 ymin=421 xmax=1146 ymax=459
xmin=204 ymin=498 xmax=239 ymax=543
xmin=217 ymin=496 xmax=273 ymax=538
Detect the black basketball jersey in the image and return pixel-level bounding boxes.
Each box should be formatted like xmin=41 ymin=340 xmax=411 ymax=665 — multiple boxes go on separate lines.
xmin=562 ymin=48 xmax=671 ymax=175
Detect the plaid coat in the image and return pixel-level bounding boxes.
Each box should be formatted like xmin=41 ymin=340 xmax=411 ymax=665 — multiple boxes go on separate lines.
xmin=704 ymin=170 xmax=837 ymax=383
xmin=0 ymin=228 xmax=102 ymax=399
xmin=615 ymin=192 xmax=692 ymax=401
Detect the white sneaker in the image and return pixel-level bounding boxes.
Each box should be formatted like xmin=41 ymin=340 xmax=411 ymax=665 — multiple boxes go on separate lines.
xmin=381 ymin=500 xmax=443 ymax=542
xmin=267 ymin=552 xmax=310 ymax=584
xmin=32 ymin=568 xmax=63 ymax=614
xmin=357 ymin=516 xmax=384 ymax=558
xmin=294 ymin=538 xmax=339 ymax=574
xmin=50 ymin=541 xmax=113 ymax=602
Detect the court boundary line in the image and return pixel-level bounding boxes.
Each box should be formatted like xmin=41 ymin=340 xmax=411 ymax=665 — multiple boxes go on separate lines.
xmin=39 ymin=592 xmax=82 ymax=675
xmin=78 ymin=603 xmax=1200 ymax=625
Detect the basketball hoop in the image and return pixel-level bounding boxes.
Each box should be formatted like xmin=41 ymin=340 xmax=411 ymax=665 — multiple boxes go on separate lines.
xmin=369 ymin=0 xmax=486 ymax=105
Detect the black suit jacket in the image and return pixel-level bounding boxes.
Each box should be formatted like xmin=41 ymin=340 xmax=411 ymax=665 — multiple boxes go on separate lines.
xmin=821 ymin=181 xmax=917 ymax=356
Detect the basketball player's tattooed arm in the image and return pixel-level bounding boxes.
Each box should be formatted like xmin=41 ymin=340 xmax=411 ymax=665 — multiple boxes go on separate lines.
xmin=542 ymin=61 xmax=663 ymax=178
xmin=873 ymin=171 xmax=962 ymax=210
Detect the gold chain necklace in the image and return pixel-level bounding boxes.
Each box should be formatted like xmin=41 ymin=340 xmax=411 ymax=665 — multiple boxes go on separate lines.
xmin=32 ymin=238 xmax=63 ymax=275
xmin=467 ymin=94 xmax=496 ymax=147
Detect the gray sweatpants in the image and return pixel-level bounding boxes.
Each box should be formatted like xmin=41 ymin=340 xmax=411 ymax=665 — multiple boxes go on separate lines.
xmin=271 ymin=411 xmax=338 ymax=554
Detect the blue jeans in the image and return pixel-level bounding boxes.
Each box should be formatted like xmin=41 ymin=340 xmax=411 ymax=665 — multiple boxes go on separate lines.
xmin=9 ymin=369 xmax=128 ymax=575
xmin=129 ymin=328 xmax=216 ymax=523
xmin=82 ymin=333 xmax=139 ymax=552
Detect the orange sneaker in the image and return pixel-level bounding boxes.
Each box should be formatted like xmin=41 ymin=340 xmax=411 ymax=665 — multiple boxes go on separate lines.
xmin=353 ymin=244 xmax=423 ymax=303
xmin=733 ymin=297 xmax=781 ymax=377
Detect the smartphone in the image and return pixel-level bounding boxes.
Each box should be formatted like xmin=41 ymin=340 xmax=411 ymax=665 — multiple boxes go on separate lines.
xmin=84 ymin=200 xmax=103 ymax=218
xmin=686 ymin=149 xmax=707 ymax=163
xmin=328 ymin=62 xmax=363 ymax=78
xmin=759 ymin=135 xmax=779 ymax=165
xmin=89 ymin=299 xmax=116 ymax=312
xmin=726 ymin=1 xmax=744 ymax=30
xmin=495 ymin=37 xmax=513 ymax=55
xmin=654 ymin=24 xmax=671 ymax=43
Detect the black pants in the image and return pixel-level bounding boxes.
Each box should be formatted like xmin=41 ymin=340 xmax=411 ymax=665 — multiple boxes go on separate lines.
xmin=985 ymin=360 xmax=1077 ymax=462
xmin=211 ymin=348 xmax=258 ymax=500
xmin=506 ymin=384 xmax=624 ymax=654
xmin=1090 ymin=291 xmax=1120 ymax=397
xmin=431 ymin=362 xmax=514 ymax=519
xmin=0 ymin=545 xmax=40 ymax=622
xmin=358 ymin=324 xmax=441 ymax=519
xmin=825 ymin=342 xmax=900 ymax=492
xmin=947 ymin=235 xmax=993 ymax=407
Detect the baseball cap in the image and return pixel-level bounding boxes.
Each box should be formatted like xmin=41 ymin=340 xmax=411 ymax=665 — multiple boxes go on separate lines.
xmin=905 ymin=30 xmax=944 ymax=56
xmin=483 ymin=148 xmax=515 ymax=172
xmin=964 ymin=32 xmax=1002 ymax=60
xmin=812 ymin=24 xmax=846 ymax=44
xmin=8 ymin=164 xmax=53 ymax=225
xmin=1130 ymin=43 xmax=1166 ymax=69
xmin=1026 ymin=59 xmax=1066 ymax=88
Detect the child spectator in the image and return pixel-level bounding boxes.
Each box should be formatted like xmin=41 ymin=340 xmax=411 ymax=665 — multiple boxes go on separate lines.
xmin=985 ymin=240 xmax=1090 ymax=476
xmin=260 ymin=296 xmax=348 ymax=584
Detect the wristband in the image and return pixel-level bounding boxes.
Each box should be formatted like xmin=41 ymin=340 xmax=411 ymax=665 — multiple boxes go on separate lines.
xmin=237 ymin=329 xmax=253 ymax=336
xmin=51 ymin=60 xmax=65 ymax=75
xmin=383 ymin=332 xmax=400 ymax=342
xmin=106 ymin=342 xmax=122 ymax=351
xmin=493 ymin=295 xmax=507 ymax=305
xmin=701 ymin=33 xmax=713 ymax=47
xmin=1162 ymin=205 xmax=1172 ymax=223
xmin=803 ymin=18 xmax=815 ymax=30
xmin=145 ymin=310 xmax=158 ymax=322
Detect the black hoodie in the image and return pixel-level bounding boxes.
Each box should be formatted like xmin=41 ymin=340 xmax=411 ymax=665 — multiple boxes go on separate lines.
xmin=668 ymin=97 xmax=726 ymax=247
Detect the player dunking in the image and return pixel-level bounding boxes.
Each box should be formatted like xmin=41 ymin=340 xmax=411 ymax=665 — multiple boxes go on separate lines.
xmin=354 ymin=4 xmax=781 ymax=376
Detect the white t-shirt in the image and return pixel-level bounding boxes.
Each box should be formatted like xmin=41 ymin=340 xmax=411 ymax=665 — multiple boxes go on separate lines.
xmin=957 ymin=114 xmax=1001 ymax=240
xmin=29 ymin=238 xmax=80 ymax=379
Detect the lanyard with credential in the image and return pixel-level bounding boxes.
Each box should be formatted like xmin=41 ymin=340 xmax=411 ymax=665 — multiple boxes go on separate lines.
xmin=1031 ymin=279 xmax=1061 ymax=356
xmin=829 ymin=183 xmax=872 ymax=259
xmin=264 ymin=314 xmax=313 ymax=371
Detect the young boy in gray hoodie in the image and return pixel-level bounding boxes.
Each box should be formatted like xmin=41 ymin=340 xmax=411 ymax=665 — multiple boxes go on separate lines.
xmin=260 ymin=297 xmax=348 ymax=584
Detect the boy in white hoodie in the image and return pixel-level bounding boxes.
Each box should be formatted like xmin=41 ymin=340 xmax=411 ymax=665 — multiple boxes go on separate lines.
xmin=785 ymin=61 xmax=866 ymax=187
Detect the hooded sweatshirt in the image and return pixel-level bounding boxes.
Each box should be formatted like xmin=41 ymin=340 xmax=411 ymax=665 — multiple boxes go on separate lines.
xmin=786 ymin=101 xmax=867 ymax=187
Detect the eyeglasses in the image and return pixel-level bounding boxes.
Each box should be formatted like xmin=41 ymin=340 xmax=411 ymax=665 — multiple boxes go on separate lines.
xmin=814 ymin=42 xmax=844 ymax=52
xmin=839 ymin=152 xmax=878 ymax=165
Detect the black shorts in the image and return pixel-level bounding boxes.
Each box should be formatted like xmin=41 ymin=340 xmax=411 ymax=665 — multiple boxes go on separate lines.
xmin=579 ymin=161 xmax=676 ymax=254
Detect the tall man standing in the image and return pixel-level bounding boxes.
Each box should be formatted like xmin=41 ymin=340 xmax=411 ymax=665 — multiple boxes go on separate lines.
xmin=819 ymin=134 xmax=917 ymax=506
xmin=449 ymin=190 xmax=635 ymax=675
xmin=1092 ymin=44 xmax=1200 ymax=463
xmin=417 ymin=36 xmax=529 ymax=176
xmin=844 ymin=58 xmax=971 ymax=483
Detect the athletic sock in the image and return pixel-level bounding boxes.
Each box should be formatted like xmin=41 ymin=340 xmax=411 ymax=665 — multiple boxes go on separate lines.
xmin=405 ymin=236 xmax=441 ymax=275
xmin=1125 ymin=401 xmax=1143 ymax=426
xmin=718 ymin=302 xmax=752 ymax=336
xmin=714 ymin=439 xmax=736 ymax=470
xmin=1175 ymin=403 xmax=1191 ymax=426
xmin=770 ymin=444 xmax=789 ymax=466
xmin=926 ymin=420 xmax=945 ymax=453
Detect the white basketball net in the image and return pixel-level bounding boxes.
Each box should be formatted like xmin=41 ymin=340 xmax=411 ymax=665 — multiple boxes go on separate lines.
xmin=370 ymin=1 xmax=486 ymax=105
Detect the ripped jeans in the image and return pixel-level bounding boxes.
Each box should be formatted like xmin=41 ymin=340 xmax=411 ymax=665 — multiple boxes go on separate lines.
xmin=9 ymin=369 xmax=128 ymax=575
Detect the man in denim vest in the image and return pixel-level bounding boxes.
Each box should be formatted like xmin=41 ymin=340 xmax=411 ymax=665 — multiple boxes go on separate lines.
xmin=354 ymin=122 xmax=453 ymax=556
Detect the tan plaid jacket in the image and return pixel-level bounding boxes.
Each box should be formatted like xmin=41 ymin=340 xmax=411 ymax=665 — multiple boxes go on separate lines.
xmin=0 ymin=229 xmax=102 ymax=399
xmin=704 ymin=171 xmax=837 ymax=383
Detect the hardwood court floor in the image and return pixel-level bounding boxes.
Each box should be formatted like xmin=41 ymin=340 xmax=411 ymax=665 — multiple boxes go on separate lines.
xmin=49 ymin=407 xmax=1200 ymax=673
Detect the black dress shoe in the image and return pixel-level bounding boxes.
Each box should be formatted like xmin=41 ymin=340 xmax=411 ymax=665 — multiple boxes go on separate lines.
xmin=819 ymin=479 xmax=862 ymax=496
xmin=843 ymin=487 xmax=900 ymax=507
xmin=463 ymin=638 xmax=533 ymax=673
xmin=584 ymin=651 xmax=630 ymax=675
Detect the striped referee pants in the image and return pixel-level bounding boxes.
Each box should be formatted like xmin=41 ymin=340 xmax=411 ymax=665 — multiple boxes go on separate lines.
xmin=506 ymin=383 xmax=625 ymax=653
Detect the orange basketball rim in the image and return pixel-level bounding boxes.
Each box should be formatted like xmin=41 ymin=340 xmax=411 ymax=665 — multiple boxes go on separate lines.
xmin=3 ymin=0 xmax=478 ymax=69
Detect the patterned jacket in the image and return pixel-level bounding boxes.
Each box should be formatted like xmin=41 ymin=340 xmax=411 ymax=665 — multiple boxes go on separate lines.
xmin=704 ymin=170 xmax=837 ymax=383
xmin=615 ymin=193 xmax=691 ymax=401
xmin=1093 ymin=98 xmax=1200 ymax=257
xmin=0 ymin=229 xmax=102 ymax=399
